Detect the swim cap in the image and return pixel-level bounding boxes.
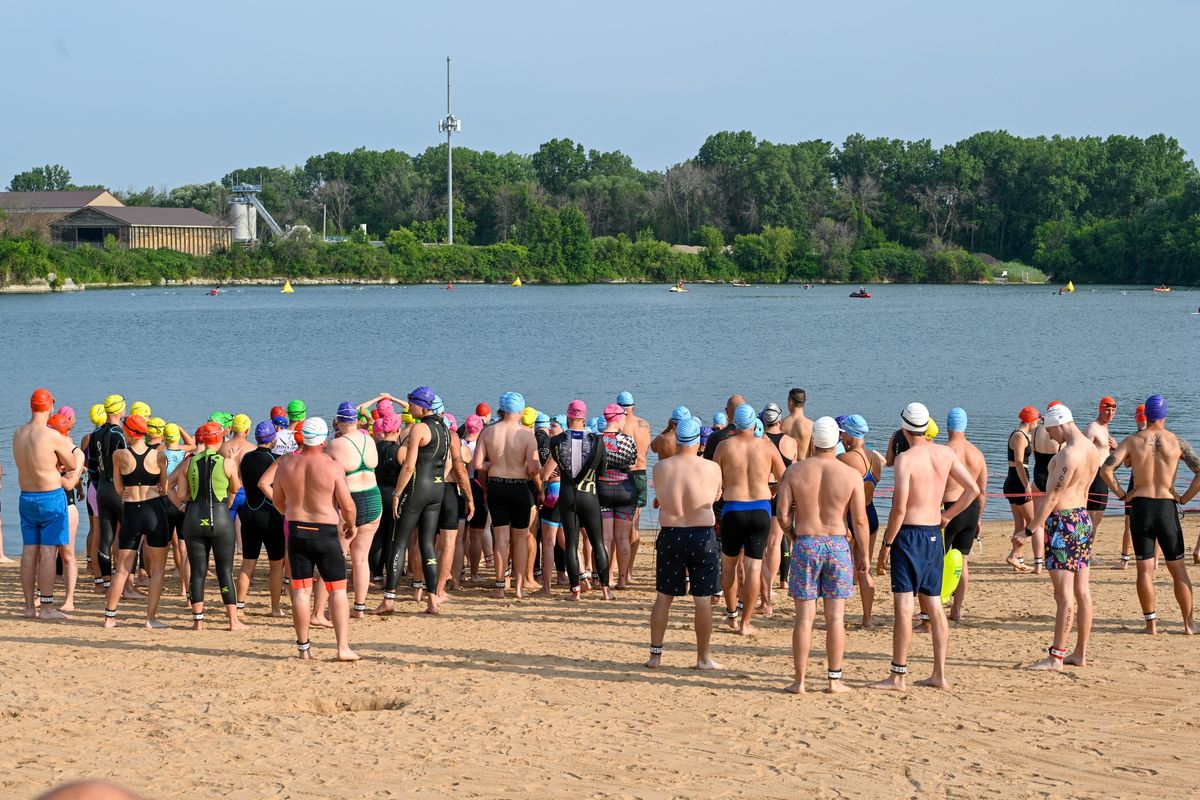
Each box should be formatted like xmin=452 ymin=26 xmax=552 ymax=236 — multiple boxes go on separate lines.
xmin=431 ymin=395 xmax=445 ymax=415
xmin=270 ymin=405 xmax=286 ymax=420
xmin=89 ymin=404 xmax=106 ymax=426
xmin=376 ymin=414 xmax=402 ymax=434
xmin=535 ymin=412 xmax=550 ymax=430
xmin=713 ymin=412 xmax=727 ymax=427
xmin=1047 ymin=400 xmax=1063 ymax=409
xmin=761 ymin=403 xmax=782 ymax=425
xmin=617 ymin=391 xmax=635 ymax=407
xmin=376 ymin=399 xmax=395 ymax=416
xmin=408 ymin=387 xmax=436 ymax=411
xmin=753 ymin=419 xmax=764 ymax=438
xmin=287 ymin=400 xmax=307 ymax=421
xmin=401 ymin=412 xmax=416 ymax=426
xmin=842 ymin=414 xmax=868 ymax=438
xmin=465 ymin=414 xmax=484 ymax=434
xmin=475 ymin=402 xmax=491 ymax=418
xmin=1100 ymin=396 xmax=1117 ymax=411
xmin=47 ymin=414 xmax=71 ymax=435
xmin=946 ymin=407 xmax=968 ymax=433
xmin=1144 ymin=394 xmax=1167 ymax=422
xmin=675 ymin=417 xmax=702 ymax=445
xmin=901 ymin=402 xmax=929 ymax=433
xmin=603 ymin=403 xmax=625 ymax=422
xmin=733 ymin=403 xmax=756 ymax=430
xmin=129 ymin=401 xmax=151 ymax=419
xmin=1135 ymin=404 xmax=1147 ymax=424
xmin=1044 ymin=404 xmax=1073 ymax=428
xmin=163 ymin=423 xmax=181 ymax=444
xmin=254 ymin=420 xmax=277 ymax=444
xmin=1019 ymin=406 xmax=1040 ymax=424
xmin=272 ymin=415 xmax=289 ymax=428
xmin=521 ymin=407 xmax=538 ymax=428
xmin=812 ymin=416 xmax=840 ymax=450
xmin=301 ymin=417 xmax=329 ymax=446
xmin=671 ymin=405 xmax=692 ymax=423
xmin=195 ymin=421 xmax=224 ymax=446
xmin=231 ymin=414 xmax=251 ymax=433
xmin=103 ymin=394 xmax=125 ymax=415
xmin=835 ymin=414 xmax=849 ymax=432
xmin=30 ymin=388 xmax=54 ymax=413
xmin=700 ymin=425 xmax=713 ymax=446
xmin=925 ymin=420 xmax=939 ymax=440
xmin=499 ymin=391 xmax=525 ymax=415
xmin=335 ymin=401 xmax=358 ymax=423
xmin=210 ymin=411 xmax=233 ymax=429
xmin=146 ymin=417 xmax=166 ymax=437
xmin=443 ymin=412 xmax=458 ymax=430
xmin=596 ymin=417 xmax=608 ymax=433
xmin=123 ymin=415 xmax=148 ymax=438
xmin=551 ymin=414 xmax=567 ymax=430
xmin=567 ymin=400 xmax=587 ymax=419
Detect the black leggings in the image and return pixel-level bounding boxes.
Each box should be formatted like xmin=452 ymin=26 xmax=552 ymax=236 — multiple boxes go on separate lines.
xmin=559 ymin=489 xmax=609 ymax=589
xmin=95 ymin=480 xmax=123 ymax=577
xmin=182 ymin=501 xmax=237 ymax=606
xmin=370 ymin=486 xmax=396 ymax=579
xmin=385 ymin=481 xmax=442 ymax=593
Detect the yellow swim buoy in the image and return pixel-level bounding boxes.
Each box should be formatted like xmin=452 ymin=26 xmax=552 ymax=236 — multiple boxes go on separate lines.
xmin=511 ymin=277 xmax=522 ymax=287
xmin=1064 ymin=280 xmax=1075 ymax=293
xmin=281 ymin=280 xmax=295 ymax=294
xmin=941 ymin=547 xmax=963 ymax=605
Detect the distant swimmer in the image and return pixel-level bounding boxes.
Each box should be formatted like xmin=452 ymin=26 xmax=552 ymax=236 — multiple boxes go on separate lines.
xmin=870 ymin=403 xmax=979 ymax=691
xmin=12 ymin=388 xmax=78 ymax=620
xmin=777 ymin=416 xmax=869 ymax=693
xmin=837 ymin=414 xmax=884 ymax=628
xmin=780 ymin=388 xmax=813 ymax=459
xmin=1003 ymin=406 xmax=1040 ymax=573
xmin=1101 ymin=395 xmax=1198 ymax=635
xmin=645 ymin=417 xmax=722 ymax=670
xmin=1020 ymin=404 xmax=1100 ymax=670
xmin=273 ymin=417 xmax=359 ymax=660
xmin=651 ymin=405 xmax=693 ymax=461
xmin=328 ymin=401 xmax=381 ymax=618
xmin=937 ymin=408 xmax=987 ymax=624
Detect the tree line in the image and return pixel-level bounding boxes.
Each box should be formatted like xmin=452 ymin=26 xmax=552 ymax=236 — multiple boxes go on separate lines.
xmin=5 ymin=129 xmax=1199 ymax=285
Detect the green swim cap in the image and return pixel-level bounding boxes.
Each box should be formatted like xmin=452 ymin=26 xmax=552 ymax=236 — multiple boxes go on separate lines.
xmin=210 ymin=411 xmax=234 ymax=428
xmin=287 ymin=399 xmax=307 ymax=421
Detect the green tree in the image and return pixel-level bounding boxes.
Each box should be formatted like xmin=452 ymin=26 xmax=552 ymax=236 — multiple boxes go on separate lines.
xmin=8 ymin=164 xmax=72 ymax=192
xmin=531 ymin=138 xmax=588 ymax=195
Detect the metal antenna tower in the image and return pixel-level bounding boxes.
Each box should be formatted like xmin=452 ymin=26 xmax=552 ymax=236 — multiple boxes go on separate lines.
xmin=436 ymin=57 xmax=462 ymax=244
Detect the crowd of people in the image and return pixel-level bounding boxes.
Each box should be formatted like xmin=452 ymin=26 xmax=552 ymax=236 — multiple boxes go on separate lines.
xmin=8 ymin=385 xmax=1200 ymax=689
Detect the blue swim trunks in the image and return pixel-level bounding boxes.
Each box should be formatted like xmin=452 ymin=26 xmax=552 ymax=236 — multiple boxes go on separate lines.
xmin=788 ymin=535 xmax=854 ymax=600
xmin=19 ymin=490 xmax=69 ymax=547
xmin=890 ymin=524 xmax=943 ymax=597
xmin=230 ymin=486 xmax=246 ymax=522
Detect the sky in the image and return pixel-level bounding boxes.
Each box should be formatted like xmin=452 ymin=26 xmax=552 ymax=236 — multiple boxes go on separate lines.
xmin=3 ymin=0 xmax=1198 ymax=191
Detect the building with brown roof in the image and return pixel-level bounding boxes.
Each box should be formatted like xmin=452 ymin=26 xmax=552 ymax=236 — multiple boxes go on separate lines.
xmin=0 ymin=189 xmax=123 ymax=236
xmin=51 ymin=206 xmax=232 ymax=256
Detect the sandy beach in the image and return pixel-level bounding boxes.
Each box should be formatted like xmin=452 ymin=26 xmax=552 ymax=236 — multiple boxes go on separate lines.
xmin=1 ymin=519 xmax=1198 ymax=799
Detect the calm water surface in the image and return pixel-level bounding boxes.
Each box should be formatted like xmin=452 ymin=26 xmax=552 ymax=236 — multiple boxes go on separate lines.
xmin=2 ymin=283 xmax=1197 ymax=552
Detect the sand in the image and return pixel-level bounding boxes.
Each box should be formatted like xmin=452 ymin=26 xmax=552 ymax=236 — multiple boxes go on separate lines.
xmin=1 ymin=519 xmax=1198 ymax=799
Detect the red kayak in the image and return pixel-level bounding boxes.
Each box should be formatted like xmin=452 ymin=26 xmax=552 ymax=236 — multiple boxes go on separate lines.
xmin=849 ymin=291 xmax=871 ymax=299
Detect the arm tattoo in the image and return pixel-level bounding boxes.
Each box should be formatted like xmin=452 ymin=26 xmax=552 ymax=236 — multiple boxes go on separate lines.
xmin=1052 ymin=464 xmax=1069 ymax=493
xmin=1181 ymin=438 xmax=1200 ymax=473
xmin=1102 ymin=454 xmax=1116 ymax=468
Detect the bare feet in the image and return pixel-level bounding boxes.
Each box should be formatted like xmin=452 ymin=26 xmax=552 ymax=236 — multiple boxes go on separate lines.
xmin=760 ymin=602 xmax=774 ymax=618
xmin=60 ymin=602 xmax=76 ymax=613
xmin=228 ymin=617 xmax=249 ymax=631
xmin=725 ymin=612 xmax=740 ymax=631
xmin=39 ymin=607 xmax=71 ymax=621
xmin=23 ymin=607 xmax=36 ymax=619
xmin=784 ymin=680 xmax=806 ymax=694
xmin=1139 ymin=622 xmax=1158 ymax=635
xmin=913 ymin=619 xmax=931 ymax=633
xmin=192 ymin=619 xmax=205 ymax=631
xmin=491 ymin=586 xmax=507 ymax=599
xmin=737 ymin=623 xmax=757 ymax=637
xmin=868 ymin=675 xmax=906 ymax=692
xmin=947 ymin=608 xmax=963 ymax=623
xmin=694 ymin=657 xmax=721 ymax=671
xmin=861 ymin=619 xmax=876 ymax=630
xmin=309 ymin=615 xmax=333 ymax=629
xmin=1027 ymin=656 xmax=1064 ymax=671
xmin=145 ymin=618 xmax=166 ymax=629
xmin=645 ymin=652 xmax=662 ymax=669
xmin=336 ymin=648 xmax=361 ymax=662
xmin=567 ymin=589 xmax=581 ymax=602
xmin=424 ymin=597 xmax=441 ymax=615
xmin=601 ymin=587 xmax=616 ymax=601
xmin=122 ymin=587 xmax=144 ymax=600
xmin=373 ymin=599 xmax=396 ymax=616
xmin=915 ymin=676 xmax=950 ymax=689
xmin=270 ymin=608 xmax=286 ymax=618
xmin=1063 ymin=652 xmax=1086 ymax=666
xmin=826 ymin=680 xmax=852 ymax=694
xmin=102 ymin=617 xmax=118 ymax=629
xmin=1005 ymin=554 xmax=1031 ymax=573
xmin=297 ymin=649 xmax=312 ymax=660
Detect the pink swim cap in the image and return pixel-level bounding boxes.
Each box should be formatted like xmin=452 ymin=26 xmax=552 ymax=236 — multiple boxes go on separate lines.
xmin=465 ymin=414 xmax=484 ymax=433
xmin=443 ymin=412 xmax=458 ymax=430
xmin=59 ymin=405 xmax=76 ymax=421
xmin=603 ymin=403 xmax=625 ymax=421
xmin=377 ymin=398 xmax=395 ymax=416
xmin=375 ymin=414 xmax=401 ymax=434
xmin=567 ymin=400 xmax=587 ymax=420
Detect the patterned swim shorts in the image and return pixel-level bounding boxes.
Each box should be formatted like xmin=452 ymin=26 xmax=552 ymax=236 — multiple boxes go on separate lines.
xmin=788 ymin=535 xmax=854 ymax=600
xmin=1044 ymin=507 xmax=1092 ymax=572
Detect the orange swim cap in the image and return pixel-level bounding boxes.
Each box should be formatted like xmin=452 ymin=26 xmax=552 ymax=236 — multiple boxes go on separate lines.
xmin=1099 ymin=396 xmax=1117 ymax=410
xmin=1135 ymin=403 xmax=1147 ymax=423
xmin=196 ymin=421 xmax=224 ymax=446
xmin=31 ymin=387 xmax=54 ymax=413
xmin=47 ymin=414 xmax=72 ymax=435
xmin=1019 ymin=406 xmax=1040 ymax=424
xmin=123 ymin=415 xmax=148 ymax=438
xmin=1047 ymin=400 xmax=1063 ymax=409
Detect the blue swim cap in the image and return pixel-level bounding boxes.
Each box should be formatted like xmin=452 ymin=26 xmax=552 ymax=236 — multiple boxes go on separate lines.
xmin=733 ymin=403 xmax=756 ymax=430
xmin=843 ymin=414 xmax=868 ymax=439
xmin=271 ymin=415 xmax=289 ymax=428
xmin=1145 ymin=394 xmax=1167 ymax=421
xmin=535 ymin=412 xmax=550 ymax=430
xmin=499 ymin=391 xmax=525 ymax=414
xmin=254 ymin=420 xmax=277 ymax=444
xmin=947 ymin=407 xmax=968 ymax=432
xmin=551 ymin=414 xmax=566 ymax=430
xmin=431 ymin=395 xmax=445 ymax=415
xmin=617 ymin=391 xmax=634 ymax=407
xmin=834 ymin=414 xmax=849 ymax=431
xmin=676 ymin=417 xmax=701 ymax=445
xmin=713 ymin=412 xmax=728 ymax=426
xmin=335 ymin=401 xmax=357 ymax=422
xmin=671 ymin=405 xmax=691 ymax=423
xmin=408 ymin=386 xmax=436 ymax=411
xmin=753 ymin=419 xmax=764 ymax=438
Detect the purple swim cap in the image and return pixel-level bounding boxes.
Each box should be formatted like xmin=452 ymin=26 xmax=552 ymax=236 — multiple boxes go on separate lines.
xmin=254 ymin=420 xmax=277 ymax=444
xmin=1144 ymin=395 xmax=1168 ymax=422
xmin=408 ymin=386 xmax=435 ymax=410
xmin=335 ymin=401 xmax=358 ymax=422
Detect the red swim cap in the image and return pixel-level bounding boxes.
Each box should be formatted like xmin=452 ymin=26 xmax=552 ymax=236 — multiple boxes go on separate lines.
xmin=1135 ymin=403 xmax=1147 ymax=423
xmin=195 ymin=421 xmax=224 ymax=445
xmin=47 ymin=414 xmax=72 ymax=435
xmin=475 ymin=403 xmax=491 ymax=418
xmin=270 ymin=405 xmax=286 ymax=420
xmin=1019 ymin=406 xmax=1040 ymax=424
xmin=123 ymin=415 xmax=148 ymax=438
xmin=1099 ymin=396 xmax=1117 ymax=410
xmin=1047 ymin=400 xmax=1063 ymax=409
xmin=31 ymin=388 xmax=54 ymax=413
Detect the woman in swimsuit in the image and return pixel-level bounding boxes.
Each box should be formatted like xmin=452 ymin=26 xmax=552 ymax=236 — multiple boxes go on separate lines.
xmin=838 ymin=415 xmax=885 ymax=628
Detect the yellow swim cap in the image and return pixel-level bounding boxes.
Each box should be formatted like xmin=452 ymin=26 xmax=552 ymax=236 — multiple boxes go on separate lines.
xmin=521 ymin=406 xmax=538 ymax=428
xmin=231 ymin=413 xmax=251 ymax=433
xmin=146 ymin=417 xmax=166 ymax=437
xmin=129 ymin=401 xmax=151 ymax=419
xmin=925 ymin=419 xmax=940 ymax=440
xmin=103 ymin=394 xmax=126 ymax=415
xmin=401 ymin=412 xmax=416 ymax=426
xmin=163 ymin=423 xmax=181 ymax=444
xmin=89 ymin=404 xmax=106 ymax=426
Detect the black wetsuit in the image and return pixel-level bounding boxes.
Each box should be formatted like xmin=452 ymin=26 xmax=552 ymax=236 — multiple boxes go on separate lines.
xmin=702 ymin=424 xmax=736 ymax=520
xmin=1002 ymin=430 xmax=1033 ymax=506
xmin=549 ymin=428 xmax=610 ymax=591
xmin=88 ymin=423 xmax=127 ymax=579
xmin=371 ymin=438 xmax=403 ymax=580
xmin=182 ymin=450 xmax=238 ymax=607
xmin=765 ymin=431 xmax=794 ymax=581
xmin=118 ymin=448 xmax=168 ymax=550
xmin=385 ymin=417 xmax=447 ymax=595
xmin=238 ymin=448 xmax=284 ymax=562
xmin=1032 ymin=449 xmax=1054 ymax=493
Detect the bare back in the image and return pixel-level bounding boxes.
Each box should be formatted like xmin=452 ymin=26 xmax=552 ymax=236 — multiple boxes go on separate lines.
xmin=714 ymin=433 xmax=782 ymax=502
xmin=475 ymin=419 xmax=538 ymax=479
xmin=12 ymin=419 xmax=76 ymax=492
xmin=778 ymin=456 xmax=864 ymax=536
xmin=1043 ymin=431 xmax=1101 ymax=511
xmin=650 ymin=430 xmax=678 ymax=461
xmin=274 ymin=450 xmax=352 ymax=526
xmin=891 ymin=441 xmax=971 ymax=527
xmin=327 ymin=428 xmax=379 ymax=492
xmin=1113 ymin=426 xmax=1195 ymax=500
xmin=943 ymin=437 xmax=986 ymax=503
xmin=781 ymin=413 xmax=812 ymax=459
xmin=627 ymin=411 xmax=651 ymax=470
xmin=652 ymin=453 xmax=722 ymax=528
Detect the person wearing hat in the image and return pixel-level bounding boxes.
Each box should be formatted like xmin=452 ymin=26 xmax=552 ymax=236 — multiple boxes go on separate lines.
xmin=471 ymin=391 xmax=542 ymax=599
xmin=598 ymin=403 xmax=640 ymax=589
xmin=615 ymin=391 xmax=652 ymax=587
xmin=460 ymin=413 xmax=494 ymax=583
xmin=651 ymin=406 xmax=693 ymax=461
xmin=160 ymin=423 xmax=192 ymax=600
xmin=869 ymin=402 xmax=979 ymax=692
xmin=713 ymin=403 xmax=786 ymax=637
xmin=776 ymin=416 xmax=869 ymax=693
xmin=937 ymin=407 xmax=988 ymax=625
xmin=760 ymin=402 xmax=798 ymax=616
xmin=1032 ymin=401 xmax=1064 ymax=494
xmin=235 ymin=421 xmax=287 ymax=618
xmin=645 ymin=416 xmax=723 ymax=670
xmin=1112 ymin=403 xmax=1147 ymax=571
xmin=1003 ymin=406 xmax=1042 ymax=574
xmin=837 ymin=414 xmax=884 ymax=628
xmin=1019 ymin=404 xmax=1100 ymax=671
xmin=219 ymin=414 xmax=254 ymax=525
xmin=1083 ymin=397 xmax=1120 ymax=559
xmin=1101 ymin=395 xmax=1198 ymax=635
xmin=46 ymin=409 xmax=84 ymax=613
xmin=327 ymin=401 xmax=382 ymax=618
xmin=89 ymin=394 xmax=129 ymax=592
xmin=13 ymin=388 xmax=78 ymax=620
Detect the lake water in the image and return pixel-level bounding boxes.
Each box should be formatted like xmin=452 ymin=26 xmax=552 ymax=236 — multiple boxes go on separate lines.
xmin=2 ymin=282 xmax=1197 ymax=553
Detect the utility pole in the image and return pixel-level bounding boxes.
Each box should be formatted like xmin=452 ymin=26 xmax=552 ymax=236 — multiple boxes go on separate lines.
xmin=437 ymin=56 xmax=461 ymax=244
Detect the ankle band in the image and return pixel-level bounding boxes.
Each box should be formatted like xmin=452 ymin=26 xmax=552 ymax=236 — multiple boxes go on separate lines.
xmin=39 ymin=595 xmax=54 ymax=605
xmin=296 ymin=640 xmax=311 ymax=652
xmin=1048 ymin=646 xmax=1068 ymax=659
xmin=413 ymin=582 xmax=426 ymax=590
xmin=828 ymin=670 xmax=843 ymax=681
xmin=1144 ymin=611 xmax=1157 ymax=621
xmin=192 ymin=613 xmax=205 ymax=621
xmin=353 ymin=603 xmax=367 ymax=612
xmin=104 ymin=608 xmax=117 ymax=618
xmin=382 ymin=591 xmax=396 ymax=600
xmin=890 ymin=662 xmax=907 ymax=675
xmin=649 ymin=645 xmax=663 ymax=655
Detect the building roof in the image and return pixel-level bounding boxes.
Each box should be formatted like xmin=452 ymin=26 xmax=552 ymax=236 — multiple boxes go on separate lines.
xmin=0 ymin=190 xmax=120 ymax=211
xmin=55 ymin=205 xmax=230 ymax=228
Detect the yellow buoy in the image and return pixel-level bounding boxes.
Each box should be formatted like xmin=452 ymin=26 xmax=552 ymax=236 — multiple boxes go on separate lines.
xmin=281 ymin=280 xmax=294 ymax=294
xmin=1065 ymin=280 xmax=1075 ymax=293
xmin=511 ymin=277 xmax=522 ymax=287
xmin=941 ymin=547 xmax=963 ymax=605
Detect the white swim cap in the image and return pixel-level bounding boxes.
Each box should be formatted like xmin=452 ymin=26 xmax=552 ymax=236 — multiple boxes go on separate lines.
xmin=301 ymin=416 xmax=329 ymax=446
xmin=1043 ymin=404 xmax=1074 ymax=428
xmin=901 ymin=402 xmax=930 ymax=433
xmin=812 ymin=416 xmax=840 ymax=450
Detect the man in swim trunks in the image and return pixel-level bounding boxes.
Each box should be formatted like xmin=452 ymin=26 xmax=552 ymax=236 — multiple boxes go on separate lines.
xmin=327 ymin=401 xmax=381 ymax=618
xmin=616 ymin=391 xmax=651 ymax=581
xmin=870 ymin=402 xmax=979 ymax=692
xmin=13 ymin=388 xmax=78 ymax=620
xmin=1021 ymin=404 xmax=1101 ymax=670
xmin=472 ymin=391 xmax=542 ymax=599
xmin=703 ymin=395 xmax=745 ymax=461
xmin=651 ymin=406 xmax=692 ymax=461
xmin=938 ymin=407 xmax=988 ymax=624
xmin=713 ymin=402 xmax=786 ymax=635
xmin=777 ymin=416 xmax=868 ymax=693
xmin=780 ymin=388 xmax=813 ymax=459
xmin=645 ymin=417 xmax=722 ymax=671
xmin=1101 ymin=395 xmax=1198 ymax=635
xmin=1084 ymin=396 xmax=1119 ymax=554
xmin=273 ymin=417 xmax=359 ymax=661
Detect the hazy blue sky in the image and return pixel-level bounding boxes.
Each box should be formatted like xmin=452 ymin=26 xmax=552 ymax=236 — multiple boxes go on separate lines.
xmin=4 ymin=1 xmax=1197 ymax=190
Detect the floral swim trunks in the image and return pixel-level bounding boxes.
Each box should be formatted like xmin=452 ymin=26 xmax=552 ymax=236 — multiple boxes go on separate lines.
xmin=788 ymin=535 xmax=854 ymax=600
xmin=1044 ymin=507 xmax=1092 ymax=572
